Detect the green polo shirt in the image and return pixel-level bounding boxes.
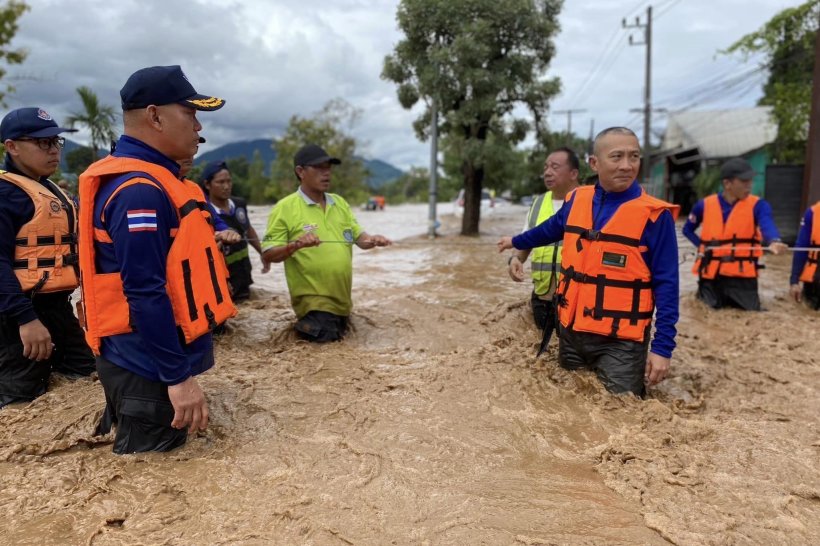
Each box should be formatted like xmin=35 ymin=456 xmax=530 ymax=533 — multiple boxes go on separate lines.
xmin=262 ymin=189 xmax=363 ymax=318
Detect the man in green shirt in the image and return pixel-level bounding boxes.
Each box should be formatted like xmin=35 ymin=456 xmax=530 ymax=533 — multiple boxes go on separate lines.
xmin=261 ymin=144 xmax=391 ymax=342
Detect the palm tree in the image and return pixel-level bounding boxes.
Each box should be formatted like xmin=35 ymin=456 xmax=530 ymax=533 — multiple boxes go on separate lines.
xmin=66 ymin=86 xmax=118 ymax=164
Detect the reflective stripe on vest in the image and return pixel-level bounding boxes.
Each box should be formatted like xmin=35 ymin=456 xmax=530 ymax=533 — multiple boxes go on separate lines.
xmin=78 ymin=155 xmax=236 ymax=354
xmin=527 ymin=192 xmax=562 ymax=295
xmin=799 ymin=202 xmax=820 ymax=283
xmin=692 ymin=194 xmax=762 ymax=280
xmin=0 ymin=171 xmax=79 ymax=293
xmin=555 ymin=185 xmax=679 ymax=342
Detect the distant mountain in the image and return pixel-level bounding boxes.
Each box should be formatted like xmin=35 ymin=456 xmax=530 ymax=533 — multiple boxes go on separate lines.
xmin=195 ymin=138 xmax=404 ymax=189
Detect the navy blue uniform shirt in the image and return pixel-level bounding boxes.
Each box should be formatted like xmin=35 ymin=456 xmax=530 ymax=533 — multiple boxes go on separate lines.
xmin=93 ymin=135 xmax=213 ymax=385
xmin=791 ymin=207 xmax=814 ymax=285
xmin=512 ymin=181 xmax=679 ymax=359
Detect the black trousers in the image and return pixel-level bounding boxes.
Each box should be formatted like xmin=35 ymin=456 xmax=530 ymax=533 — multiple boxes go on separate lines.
xmin=804 ymin=282 xmax=820 ymax=310
xmin=96 ymin=357 xmax=188 ymax=454
xmin=227 ymin=258 xmax=253 ymax=303
xmin=0 ymin=292 xmax=95 ymax=408
xmin=294 ymin=310 xmax=349 ymax=343
xmin=558 ymin=325 xmax=649 ymax=396
xmin=530 ymin=292 xmax=556 ymax=332
xmin=697 ymin=276 xmax=761 ymax=311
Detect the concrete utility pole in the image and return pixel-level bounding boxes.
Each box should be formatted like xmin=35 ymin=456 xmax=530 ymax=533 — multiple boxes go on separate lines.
xmin=802 ymin=10 xmax=820 ymax=210
xmin=624 ymin=6 xmax=652 ymax=185
xmin=554 ymin=109 xmax=586 ymax=143
xmin=428 ymin=97 xmax=439 ymax=239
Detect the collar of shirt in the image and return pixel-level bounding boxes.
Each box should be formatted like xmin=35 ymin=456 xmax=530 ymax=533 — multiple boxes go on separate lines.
xmin=593 ymin=180 xmax=642 ymax=204
xmin=111 ymin=135 xmax=182 ymax=179
xmin=298 ymin=187 xmax=335 ymax=206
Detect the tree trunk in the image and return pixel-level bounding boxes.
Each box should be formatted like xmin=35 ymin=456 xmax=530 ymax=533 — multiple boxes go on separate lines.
xmin=460 ymin=159 xmax=484 ymax=236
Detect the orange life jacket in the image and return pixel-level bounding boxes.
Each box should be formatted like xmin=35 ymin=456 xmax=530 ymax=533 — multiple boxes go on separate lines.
xmin=78 ymin=155 xmax=236 ymax=354
xmin=555 ymin=185 xmax=679 ymax=342
xmin=799 ymin=202 xmax=820 ymax=283
xmin=692 ymin=194 xmax=762 ymax=279
xmin=1 ymin=170 xmax=79 ymax=294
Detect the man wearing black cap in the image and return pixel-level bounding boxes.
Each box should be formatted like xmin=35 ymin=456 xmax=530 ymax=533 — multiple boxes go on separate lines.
xmin=78 ymin=66 xmax=235 ymax=453
xmin=261 ymin=144 xmax=392 ymax=342
xmin=683 ymin=156 xmax=787 ymax=310
xmin=0 ymin=107 xmax=95 ymax=408
xmin=201 ymin=160 xmax=267 ymax=302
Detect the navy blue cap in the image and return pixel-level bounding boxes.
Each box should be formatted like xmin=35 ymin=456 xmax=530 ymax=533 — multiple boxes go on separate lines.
xmin=120 ymin=65 xmax=225 ymax=111
xmin=294 ymin=144 xmax=341 ymax=167
xmin=201 ymin=160 xmax=229 ymax=183
xmin=0 ymin=107 xmax=77 ymax=141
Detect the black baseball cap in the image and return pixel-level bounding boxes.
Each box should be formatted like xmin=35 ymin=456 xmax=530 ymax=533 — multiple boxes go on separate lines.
xmin=720 ymin=157 xmax=756 ymax=181
xmin=120 ymin=65 xmax=225 ymax=111
xmin=0 ymin=107 xmax=77 ymax=141
xmin=201 ymin=160 xmax=229 ymax=183
xmin=294 ymin=144 xmax=341 ymax=167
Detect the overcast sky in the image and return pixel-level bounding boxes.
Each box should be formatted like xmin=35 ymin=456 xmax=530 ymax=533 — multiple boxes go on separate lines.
xmin=4 ymin=0 xmax=798 ymax=170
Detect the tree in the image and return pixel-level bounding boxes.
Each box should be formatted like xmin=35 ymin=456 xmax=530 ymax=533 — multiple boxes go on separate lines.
xmin=382 ymin=0 xmax=562 ymax=235
xmin=66 ymin=86 xmax=118 ymax=164
xmin=724 ymin=0 xmax=820 ymax=163
xmin=64 ymin=145 xmax=94 ymax=174
xmin=381 ymin=167 xmax=431 ymax=203
xmin=0 ymin=1 xmax=29 ymax=105
xmin=268 ymin=99 xmax=369 ymax=205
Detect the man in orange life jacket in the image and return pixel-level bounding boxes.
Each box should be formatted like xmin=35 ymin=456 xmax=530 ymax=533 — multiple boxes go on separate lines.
xmin=790 ymin=201 xmax=820 ymax=309
xmin=498 ymin=127 xmax=679 ymax=396
xmin=0 ymin=108 xmax=95 ymax=408
xmin=79 ymin=66 xmax=235 ymax=454
xmin=683 ymin=157 xmax=787 ymax=311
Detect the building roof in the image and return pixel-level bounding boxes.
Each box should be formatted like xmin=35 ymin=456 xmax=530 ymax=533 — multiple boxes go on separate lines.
xmin=661 ymin=107 xmax=777 ymax=159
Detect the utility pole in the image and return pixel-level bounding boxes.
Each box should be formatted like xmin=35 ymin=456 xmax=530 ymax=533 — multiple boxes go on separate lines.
xmin=554 ymin=109 xmax=586 ymax=143
xmin=428 ymin=97 xmax=439 ymax=238
xmin=587 ymin=118 xmax=595 ymax=157
xmin=802 ymin=9 xmax=820 ymax=210
xmin=624 ymin=6 xmax=652 ymax=185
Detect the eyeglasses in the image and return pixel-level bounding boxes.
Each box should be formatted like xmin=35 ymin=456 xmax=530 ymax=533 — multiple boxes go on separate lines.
xmin=15 ymin=136 xmax=66 ymax=151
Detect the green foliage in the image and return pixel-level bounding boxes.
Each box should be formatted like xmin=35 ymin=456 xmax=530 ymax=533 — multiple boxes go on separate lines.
xmin=724 ymin=0 xmax=819 ymax=163
xmin=65 ymin=86 xmax=118 ymax=159
xmin=380 ymin=167 xmax=431 ymax=204
xmin=268 ymin=99 xmax=369 ymax=205
xmin=0 ymin=1 xmax=28 ymax=106
xmin=382 ymin=0 xmax=562 ymax=234
xmin=693 ymin=166 xmax=722 ymax=199
xmin=64 ymin=145 xmax=94 ymax=174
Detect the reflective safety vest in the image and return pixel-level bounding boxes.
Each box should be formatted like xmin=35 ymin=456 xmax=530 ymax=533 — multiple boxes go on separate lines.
xmin=526 ymin=192 xmax=562 ymax=295
xmin=1 ymin=171 xmax=79 ymax=294
xmin=78 ymin=155 xmax=236 ymax=354
xmin=692 ymin=194 xmax=762 ymax=279
xmin=555 ymin=185 xmax=679 ymax=342
xmin=799 ymin=202 xmax=820 ymax=283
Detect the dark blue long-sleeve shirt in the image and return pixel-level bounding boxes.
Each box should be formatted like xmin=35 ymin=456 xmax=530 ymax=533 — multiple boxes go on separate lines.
xmin=93 ymin=135 xmax=213 ymax=385
xmin=0 ymin=155 xmax=74 ymax=325
xmin=791 ymin=207 xmax=814 ymax=285
xmin=512 ymin=181 xmax=679 ymax=359
xmin=682 ymin=193 xmax=781 ymax=248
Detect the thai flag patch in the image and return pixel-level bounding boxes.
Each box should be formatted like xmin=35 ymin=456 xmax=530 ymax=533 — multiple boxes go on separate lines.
xmin=127 ymin=209 xmax=158 ymax=232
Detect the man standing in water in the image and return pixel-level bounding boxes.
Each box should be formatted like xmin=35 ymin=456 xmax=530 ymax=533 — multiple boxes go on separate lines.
xmin=790 ymin=200 xmax=820 ymax=309
xmin=261 ymin=144 xmax=391 ymax=342
xmin=79 ymin=66 xmax=235 ymax=453
xmin=683 ymin=157 xmax=786 ymax=310
xmin=0 ymin=108 xmax=95 ymax=408
xmin=508 ymin=147 xmax=580 ymax=335
xmin=498 ymin=127 xmax=679 ymax=396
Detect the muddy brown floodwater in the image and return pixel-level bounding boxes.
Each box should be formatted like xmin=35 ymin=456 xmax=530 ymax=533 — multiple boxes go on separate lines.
xmin=1 ymin=203 xmax=818 ymax=545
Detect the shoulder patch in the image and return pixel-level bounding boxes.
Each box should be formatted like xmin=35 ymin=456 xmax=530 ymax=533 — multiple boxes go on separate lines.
xmin=127 ymin=209 xmax=158 ymax=232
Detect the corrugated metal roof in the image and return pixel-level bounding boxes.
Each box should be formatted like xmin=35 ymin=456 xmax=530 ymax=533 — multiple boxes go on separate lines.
xmin=661 ymin=107 xmax=777 ymax=158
